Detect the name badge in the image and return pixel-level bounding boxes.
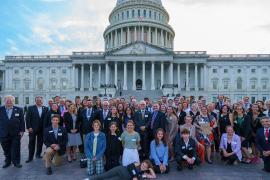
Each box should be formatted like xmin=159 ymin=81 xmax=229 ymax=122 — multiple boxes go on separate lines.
xmin=182 ymin=146 xmax=185 ymax=149
xmin=189 ymin=147 xmax=193 ymax=150
xmin=145 ymin=115 xmax=148 ymax=118
xmin=118 ymin=137 xmax=122 ymax=141
xmin=108 ymin=118 xmax=111 ymax=121
xmin=58 ymin=133 xmax=62 ymax=136
xmin=15 ymin=113 xmax=20 ymax=117
xmin=132 ymin=138 xmax=136 ymax=142
xmin=49 ymin=130 xmax=53 ymax=133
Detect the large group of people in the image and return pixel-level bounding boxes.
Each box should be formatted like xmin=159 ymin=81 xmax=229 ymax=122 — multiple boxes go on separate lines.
xmin=0 ymin=94 xmax=270 ymax=179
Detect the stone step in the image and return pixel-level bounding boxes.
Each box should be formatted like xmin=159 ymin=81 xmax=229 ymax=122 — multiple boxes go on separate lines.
xmin=119 ymin=90 xmax=163 ymax=101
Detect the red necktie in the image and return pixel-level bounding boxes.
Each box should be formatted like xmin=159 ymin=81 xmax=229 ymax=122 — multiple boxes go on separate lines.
xmin=265 ymin=129 xmax=269 ymax=143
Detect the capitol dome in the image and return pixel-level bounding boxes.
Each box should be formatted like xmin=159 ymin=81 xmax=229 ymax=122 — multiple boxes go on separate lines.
xmin=116 ymin=0 xmax=162 ymax=6
xmin=104 ymin=0 xmax=175 ymax=51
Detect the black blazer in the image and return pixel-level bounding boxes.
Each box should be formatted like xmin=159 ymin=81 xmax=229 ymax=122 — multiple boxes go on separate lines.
xmin=174 ymin=134 xmax=197 ymax=160
xmin=63 ymin=112 xmax=81 ymax=133
xmin=104 ymin=115 xmax=122 ymax=135
xmin=256 ymin=128 xmax=270 ymax=154
xmin=97 ymin=109 xmax=111 ymax=128
xmin=0 ymin=106 xmax=25 ymax=138
xmin=134 ymin=110 xmax=152 ymax=133
xmin=148 ymin=111 xmax=167 ymax=134
xmin=26 ymin=105 xmax=48 ymax=131
xmin=80 ymin=108 xmax=97 ymax=134
xmin=43 ymin=126 xmax=68 ymax=156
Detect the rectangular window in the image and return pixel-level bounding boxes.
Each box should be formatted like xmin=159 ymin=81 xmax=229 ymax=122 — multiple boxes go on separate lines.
xmin=224 ymin=69 xmax=228 ymax=73
xmin=15 ymin=97 xmax=19 ymax=105
xmin=25 ymin=97 xmax=29 ymax=105
xmin=213 ymin=69 xmax=217 ymax=73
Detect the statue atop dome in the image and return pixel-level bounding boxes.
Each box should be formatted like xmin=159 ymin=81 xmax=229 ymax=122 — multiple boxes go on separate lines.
xmin=116 ymin=0 xmax=162 ymax=6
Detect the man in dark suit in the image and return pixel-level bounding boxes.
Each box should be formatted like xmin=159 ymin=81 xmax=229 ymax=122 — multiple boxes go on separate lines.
xmin=25 ymin=96 xmax=48 ymax=163
xmin=0 ymin=95 xmax=25 ymax=168
xmin=43 ymin=114 xmax=68 ymax=175
xmin=148 ymin=103 xmax=167 ymax=141
xmin=134 ymin=100 xmax=152 ymax=160
xmin=97 ymin=100 xmax=110 ymax=131
xmin=80 ymin=98 xmax=97 ymax=135
xmin=174 ymin=128 xmax=200 ymax=171
xmin=256 ymin=116 xmax=270 ymax=172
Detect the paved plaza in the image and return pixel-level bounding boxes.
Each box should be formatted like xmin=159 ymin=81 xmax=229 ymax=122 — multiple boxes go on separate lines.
xmin=0 ymin=133 xmax=269 ymax=180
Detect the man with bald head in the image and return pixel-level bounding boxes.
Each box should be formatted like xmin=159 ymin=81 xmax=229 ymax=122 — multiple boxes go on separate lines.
xmin=0 ymin=95 xmax=25 ymax=168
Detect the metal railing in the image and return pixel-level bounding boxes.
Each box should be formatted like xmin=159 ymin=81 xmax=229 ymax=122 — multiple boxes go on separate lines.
xmin=5 ymin=55 xmax=70 ymax=60
xmin=209 ymin=54 xmax=270 ymax=59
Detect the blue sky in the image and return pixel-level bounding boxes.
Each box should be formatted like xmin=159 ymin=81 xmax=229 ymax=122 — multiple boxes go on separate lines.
xmin=1 ymin=0 xmax=270 ymax=59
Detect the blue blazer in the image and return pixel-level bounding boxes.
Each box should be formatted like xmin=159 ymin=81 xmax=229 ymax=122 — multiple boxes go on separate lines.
xmin=0 ymin=106 xmax=25 ymax=138
xmin=84 ymin=131 xmax=106 ymax=160
xmin=26 ymin=105 xmax=48 ymax=131
xmin=256 ymin=128 xmax=270 ymax=154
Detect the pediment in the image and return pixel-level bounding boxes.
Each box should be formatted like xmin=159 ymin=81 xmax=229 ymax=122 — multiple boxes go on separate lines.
xmin=106 ymin=42 xmax=172 ymax=56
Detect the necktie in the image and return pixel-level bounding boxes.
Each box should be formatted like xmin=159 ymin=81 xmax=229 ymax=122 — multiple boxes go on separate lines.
xmin=265 ymin=129 xmax=269 ymax=143
xmin=103 ymin=110 xmax=106 ymax=119
xmin=151 ymin=112 xmax=157 ymax=129
xmin=7 ymin=109 xmax=11 ymax=119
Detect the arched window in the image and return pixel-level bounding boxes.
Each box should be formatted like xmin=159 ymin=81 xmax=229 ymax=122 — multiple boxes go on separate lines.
xmin=24 ymin=79 xmax=31 ymax=90
xmin=222 ymin=78 xmax=230 ymax=90
xmin=50 ymin=79 xmax=57 ymax=90
xmin=13 ymin=79 xmax=20 ymax=90
xmin=250 ymin=78 xmax=257 ymax=90
xmin=237 ymin=77 xmax=242 ymax=90
xmin=61 ymin=79 xmax=68 ymax=90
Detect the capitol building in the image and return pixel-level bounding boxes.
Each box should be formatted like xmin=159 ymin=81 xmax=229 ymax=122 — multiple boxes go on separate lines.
xmin=0 ymin=0 xmax=270 ymax=106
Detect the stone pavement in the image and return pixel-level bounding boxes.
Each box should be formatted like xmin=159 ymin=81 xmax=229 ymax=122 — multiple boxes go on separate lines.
xmin=0 ymin=133 xmax=269 ymax=180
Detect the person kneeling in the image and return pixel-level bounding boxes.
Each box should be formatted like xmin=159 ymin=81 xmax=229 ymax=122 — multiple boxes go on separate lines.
xmin=150 ymin=128 xmax=169 ymax=174
xmin=43 ymin=115 xmax=68 ymax=175
xmin=85 ymin=120 xmax=106 ymax=176
xmin=219 ymin=126 xmax=242 ymax=165
xmin=175 ymin=128 xmax=199 ymax=171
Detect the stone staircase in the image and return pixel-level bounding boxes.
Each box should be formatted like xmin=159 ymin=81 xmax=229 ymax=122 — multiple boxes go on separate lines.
xmin=119 ymin=90 xmax=163 ymax=101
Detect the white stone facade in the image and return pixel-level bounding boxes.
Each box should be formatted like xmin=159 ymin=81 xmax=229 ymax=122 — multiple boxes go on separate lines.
xmin=0 ymin=0 xmax=270 ymax=106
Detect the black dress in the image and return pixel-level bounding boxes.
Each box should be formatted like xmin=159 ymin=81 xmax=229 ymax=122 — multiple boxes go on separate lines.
xmin=219 ymin=113 xmax=231 ymax=135
xmin=105 ymin=134 xmax=123 ymax=170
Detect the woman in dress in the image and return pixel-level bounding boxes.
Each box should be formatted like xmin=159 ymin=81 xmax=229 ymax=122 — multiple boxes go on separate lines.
xmin=233 ymin=105 xmax=253 ymax=163
xmin=218 ymin=105 xmax=234 ymax=137
xmin=121 ymin=120 xmax=141 ymax=166
xmin=123 ymin=106 xmax=134 ymax=129
xmin=194 ymin=106 xmax=217 ymax=164
xmin=64 ymin=103 xmax=82 ymax=162
xmin=165 ymin=106 xmax=178 ymax=161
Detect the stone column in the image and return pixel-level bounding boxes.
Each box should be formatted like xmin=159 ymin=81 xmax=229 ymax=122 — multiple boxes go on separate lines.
xmin=115 ymin=30 xmax=118 ymax=46
xmin=80 ymin=64 xmax=84 ymax=91
xmin=161 ymin=62 xmax=164 ymax=89
xmin=148 ymin=27 xmax=151 ymax=43
xmin=204 ymin=64 xmax=207 ymax=91
xmin=89 ymin=64 xmax=93 ymax=90
xmin=72 ymin=65 xmax=76 ymax=90
xmin=165 ymin=31 xmax=168 ymax=47
xmin=121 ymin=28 xmax=123 ymax=45
xmin=195 ymin=63 xmax=198 ymax=91
xmin=141 ymin=26 xmax=144 ymax=41
xmin=123 ymin=62 xmax=127 ymax=90
xmin=169 ymin=62 xmax=173 ymax=84
xmin=105 ymin=62 xmax=109 ymax=85
xmin=177 ymin=63 xmax=181 ymax=90
xmin=155 ymin=28 xmax=158 ymax=45
xmin=133 ymin=62 xmax=136 ymax=90
xmin=127 ymin=27 xmax=130 ymax=43
xmin=98 ymin=64 xmax=101 ymax=88
xmin=142 ymin=61 xmax=146 ymax=90
xmin=151 ymin=62 xmax=155 ymax=90
xmin=161 ymin=29 xmax=164 ymax=46
xmin=186 ymin=63 xmax=189 ymax=91
xmin=114 ymin=62 xmax=118 ymax=88
xmin=134 ymin=26 xmax=137 ymax=41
